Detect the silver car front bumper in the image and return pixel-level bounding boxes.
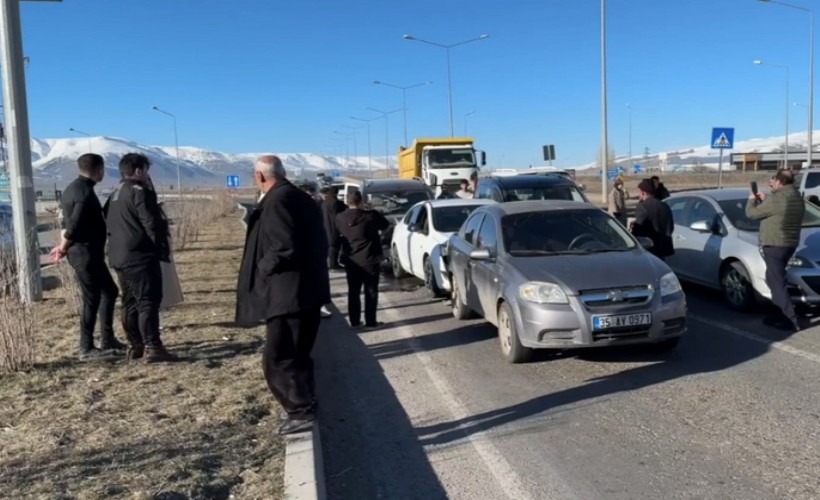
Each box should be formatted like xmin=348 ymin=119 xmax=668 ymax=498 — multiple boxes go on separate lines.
xmin=511 ymin=292 xmax=687 ymax=349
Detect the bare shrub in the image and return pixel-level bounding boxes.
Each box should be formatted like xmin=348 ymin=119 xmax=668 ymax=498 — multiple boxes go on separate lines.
xmin=169 ymin=192 xmax=237 ymax=251
xmin=52 ymin=260 xmax=82 ymax=316
xmin=0 ymin=230 xmax=35 ymax=372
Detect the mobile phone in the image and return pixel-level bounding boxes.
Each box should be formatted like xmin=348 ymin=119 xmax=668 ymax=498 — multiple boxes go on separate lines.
xmin=750 ymin=181 xmax=758 ymax=196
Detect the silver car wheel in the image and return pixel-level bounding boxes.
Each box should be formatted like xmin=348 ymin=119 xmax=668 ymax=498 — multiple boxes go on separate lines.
xmin=498 ymin=307 xmax=512 ymax=356
xmin=723 ymin=267 xmax=749 ymax=307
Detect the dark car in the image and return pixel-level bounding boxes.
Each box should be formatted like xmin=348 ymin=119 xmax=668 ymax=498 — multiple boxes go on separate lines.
xmin=359 ymin=178 xmax=434 ymax=267
xmin=474 ymin=175 xmax=590 ymax=204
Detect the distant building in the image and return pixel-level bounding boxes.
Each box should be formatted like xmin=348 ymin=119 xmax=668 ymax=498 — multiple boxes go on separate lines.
xmin=730 ymin=152 xmax=816 ymax=171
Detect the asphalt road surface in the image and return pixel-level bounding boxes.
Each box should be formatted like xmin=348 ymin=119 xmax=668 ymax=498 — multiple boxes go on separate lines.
xmin=315 ymin=272 xmax=820 ymax=500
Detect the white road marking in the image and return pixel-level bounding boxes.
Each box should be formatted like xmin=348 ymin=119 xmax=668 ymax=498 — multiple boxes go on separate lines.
xmin=377 ymin=299 xmax=581 ymax=500
xmin=690 ymin=314 xmax=820 ymax=365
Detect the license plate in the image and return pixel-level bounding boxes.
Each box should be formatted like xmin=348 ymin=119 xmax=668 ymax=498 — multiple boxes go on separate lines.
xmin=592 ymin=313 xmax=652 ymax=330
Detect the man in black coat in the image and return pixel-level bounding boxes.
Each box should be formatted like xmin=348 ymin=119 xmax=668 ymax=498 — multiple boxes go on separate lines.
xmin=336 ymin=191 xmax=390 ymax=329
xmin=105 ymin=153 xmax=178 ymax=363
xmin=235 ymin=155 xmax=330 ymax=436
xmin=50 ymin=153 xmax=125 ymax=359
xmin=631 ymin=179 xmax=675 ymax=260
xmin=651 ymin=175 xmax=671 ymax=201
xmin=321 ymin=186 xmax=347 ymax=270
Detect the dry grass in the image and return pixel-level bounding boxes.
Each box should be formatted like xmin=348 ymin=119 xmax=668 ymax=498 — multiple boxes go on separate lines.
xmin=0 ymin=209 xmax=285 ymax=499
xmin=0 ymin=225 xmax=36 ymax=373
xmin=169 ymin=193 xmax=237 ymax=252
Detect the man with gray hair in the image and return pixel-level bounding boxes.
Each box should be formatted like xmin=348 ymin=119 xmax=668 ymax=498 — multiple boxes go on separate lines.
xmin=236 ymin=155 xmax=330 ymax=435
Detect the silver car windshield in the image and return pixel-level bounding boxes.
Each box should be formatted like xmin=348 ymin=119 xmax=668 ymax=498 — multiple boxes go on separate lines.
xmin=432 ymin=205 xmax=482 ymax=232
xmin=718 ymin=198 xmax=820 ymax=231
xmin=502 ymin=210 xmax=637 ymax=255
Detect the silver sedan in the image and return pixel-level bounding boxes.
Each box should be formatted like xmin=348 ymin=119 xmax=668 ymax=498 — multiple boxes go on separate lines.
xmin=445 ymin=201 xmax=687 ymax=363
xmin=664 ymin=188 xmax=820 ymax=310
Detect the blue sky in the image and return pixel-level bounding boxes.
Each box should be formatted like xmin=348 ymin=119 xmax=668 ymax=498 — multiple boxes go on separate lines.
xmin=18 ymin=0 xmax=819 ymax=167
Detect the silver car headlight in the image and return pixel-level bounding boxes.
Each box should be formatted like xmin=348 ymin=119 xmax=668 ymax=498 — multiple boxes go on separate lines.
xmin=660 ymin=272 xmax=682 ymax=297
xmin=519 ymin=282 xmax=569 ymax=305
xmin=788 ymin=256 xmax=813 ymax=268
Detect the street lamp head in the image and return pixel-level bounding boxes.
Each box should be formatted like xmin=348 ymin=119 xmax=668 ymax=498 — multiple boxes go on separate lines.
xmin=403 ymin=34 xmax=413 ymax=40
xmin=373 ymin=80 xmax=381 ymax=85
xmin=69 ymin=127 xmax=75 ymax=132
xmin=479 ymin=34 xmax=489 ymax=40
xmin=754 ymin=60 xmax=763 ymax=65
xmin=152 ymin=105 xmax=159 ymax=110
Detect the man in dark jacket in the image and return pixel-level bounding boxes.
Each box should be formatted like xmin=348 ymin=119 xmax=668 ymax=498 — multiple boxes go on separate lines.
xmin=747 ymin=169 xmax=807 ymax=331
xmin=105 ymin=153 xmax=178 ymax=363
xmin=631 ymin=179 xmax=674 ymax=260
xmin=50 ymin=153 xmax=125 ymax=359
xmin=651 ymin=175 xmax=671 ymax=201
xmin=321 ymin=186 xmax=347 ymax=270
xmin=235 ymin=155 xmax=330 ymax=435
xmin=336 ymin=191 xmax=390 ymax=329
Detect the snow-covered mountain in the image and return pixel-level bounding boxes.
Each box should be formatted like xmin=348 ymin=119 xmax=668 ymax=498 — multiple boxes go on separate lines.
xmin=26 ymin=136 xmax=396 ymax=190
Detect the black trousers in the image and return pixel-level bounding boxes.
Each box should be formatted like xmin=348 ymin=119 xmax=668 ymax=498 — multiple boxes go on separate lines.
xmin=328 ymin=244 xmax=342 ymax=270
xmin=345 ymin=263 xmax=380 ymax=327
xmin=116 ymin=261 xmax=163 ymax=347
xmin=762 ymin=246 xmax=798 ymax=325
xmin=263 ymin=310 xmax=320 ymax=419
xmin=67 ymin=247 xmax=118 ymax=351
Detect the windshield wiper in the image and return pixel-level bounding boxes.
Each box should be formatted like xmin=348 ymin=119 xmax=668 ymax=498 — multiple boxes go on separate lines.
xmin=508 ymin=250 xmax=554 ymax=256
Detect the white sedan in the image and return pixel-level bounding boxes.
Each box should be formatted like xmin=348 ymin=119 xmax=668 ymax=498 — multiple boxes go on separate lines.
xmin=391 ymin=198 xmax=493 ymax=297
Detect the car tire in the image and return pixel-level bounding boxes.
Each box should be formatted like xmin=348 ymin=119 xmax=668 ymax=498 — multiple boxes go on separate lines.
xmin=391 ymin=245 xmax=408 ymax=278
xmin=452 ymin=278 xmax=476 ymax=320
xmin=720 ymin=261 xmax=756 ymax=311
xmin=424 ymin=256 xmax=444 ymax=298
xmin=497 ymin=302 xmax=532 ymax=364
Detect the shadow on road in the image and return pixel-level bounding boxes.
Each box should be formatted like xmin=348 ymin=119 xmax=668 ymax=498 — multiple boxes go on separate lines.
xmin=314 ymin=302 xmax=448 ymax=500
xmin=368 ymin=322 xmax=495 ymax=361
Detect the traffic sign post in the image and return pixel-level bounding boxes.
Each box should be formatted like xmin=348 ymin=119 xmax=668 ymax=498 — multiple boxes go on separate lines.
xmin=711 ymin=127 xmax=734 ymax=189
xmin=226 ymin=175 xmax=240 ymax=189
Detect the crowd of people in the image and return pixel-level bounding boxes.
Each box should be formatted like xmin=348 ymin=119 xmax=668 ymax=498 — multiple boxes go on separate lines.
xmin=51 ymin=153 xmax=811 ymax=437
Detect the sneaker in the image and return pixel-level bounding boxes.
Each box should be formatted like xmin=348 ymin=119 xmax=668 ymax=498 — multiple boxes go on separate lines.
xmin=99 ymin=338 xmax=127 ymax=351
xmin=127 ymin=345 xmax=145 ymax=360
xmin=320 ymin=306 xmax=332 ymax=318
xmin=78 ymin=347 xmax=108 ymax=360
xmin=144 ymin=346 xmax=181 ymax=363
xmin=277 ymin=417 xmax=315 ymax=436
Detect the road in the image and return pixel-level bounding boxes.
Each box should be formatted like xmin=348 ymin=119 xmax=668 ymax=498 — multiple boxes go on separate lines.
xmin=315 ymin=273 xmax=820 ymax=499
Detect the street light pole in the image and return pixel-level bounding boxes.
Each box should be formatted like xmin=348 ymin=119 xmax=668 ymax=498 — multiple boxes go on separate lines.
xmin=373 ymin=80 xmax=431 ymax=145
xmin=759 ymin=0 xmax=813 ymax=167
xmin=366 ymin=107 xmax=402 ymax=170
xmin=464 ymin=110 xmax=476 ymax=136
xmin=0 ymin=0 xmax=62 ymax=303
xmin=351 ymin=116 xmax=379 ymax=172
xmin=626 ymin=103 xmax=632 ymax=168
xmin=341 ymin=124 xmax=363 ymax=169
xmin=68 ymin=127 xmax=92 ymax=153
xmin=600 ymin=0 xmax=609 ymax=205
xmin=755 ymin=60 xmax=790 ymax=168
xmin=403 ymin=34 xmax=489 ymax=137
xmin=152 ymin=106 xmax=181 ymax=195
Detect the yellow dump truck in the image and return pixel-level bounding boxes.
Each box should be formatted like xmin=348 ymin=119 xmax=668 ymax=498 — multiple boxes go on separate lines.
xmin=398 ymin=138 xmax=486 ymax=196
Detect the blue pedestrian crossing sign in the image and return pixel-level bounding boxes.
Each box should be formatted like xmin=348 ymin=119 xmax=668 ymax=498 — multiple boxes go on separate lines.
xmin=711 ymin=127 xmax=734 ymax=150
xmin=633 ymin=164 xmax=642 ymax=174
xmin=226 ymin=175 xmax=240 ymax=188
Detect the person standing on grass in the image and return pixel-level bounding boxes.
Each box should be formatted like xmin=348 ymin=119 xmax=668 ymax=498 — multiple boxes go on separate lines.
xmin=50 ymin=153 xmax=126 ymax=360
xmin=235 ymin=155 xmax=330 ymax=436
xmin=105 ymin=153 xmax=179 ymax=363
xmin=335 ymin=190 xmax=390 ymax=330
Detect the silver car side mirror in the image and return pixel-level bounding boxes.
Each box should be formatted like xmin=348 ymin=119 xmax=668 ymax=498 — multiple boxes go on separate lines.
xmin=689 ymin=220 xmax=712 ymax=233
xmin=469 ymin=248 xmax=492 ymax=261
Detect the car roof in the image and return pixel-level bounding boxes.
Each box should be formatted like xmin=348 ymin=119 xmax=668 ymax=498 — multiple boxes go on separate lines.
xmin=476 ymin=200 xmax=598 ymax=216
xmin=667 ymin=188 xmax=748 ymax=202
xmin=481 ymin=175 xmax=577 ymax=187
xmin=424 ymin=199 xmax=494 ymax=208
xmin=363 ymin=178 xmax=431 ymax=192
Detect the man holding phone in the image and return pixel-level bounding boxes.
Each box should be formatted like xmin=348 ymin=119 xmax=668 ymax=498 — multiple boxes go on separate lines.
xmin=746 ymin=169 xmax=807 ymax=332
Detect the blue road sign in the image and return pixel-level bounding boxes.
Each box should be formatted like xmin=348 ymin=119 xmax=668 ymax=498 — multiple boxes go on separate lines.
xmin=633 ymin=164 xmax=642 ymax=174
xmin=330 ymin=169 xmax=341 ymax=178
xmin=711 ymin=127 xmax=734 ymax=150
xmin=226 ymin=175 xmax=240 ymax=188
xmin=607 ymin=168 xmax=619 ymax=180
xmin=0 ymin=171 xmax=10 ymax=203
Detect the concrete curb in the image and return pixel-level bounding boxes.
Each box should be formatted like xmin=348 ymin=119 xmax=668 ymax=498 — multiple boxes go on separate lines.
xmin=235 ymin=202 xmax=327 ymax=500
xmin=284 ymin=422 xmax=326 ymax=500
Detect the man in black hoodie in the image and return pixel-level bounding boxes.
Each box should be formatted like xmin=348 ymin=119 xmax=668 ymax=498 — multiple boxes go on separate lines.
xmin=651 ymin=175 xmax=671 ymax=201
xmin=336 ymin=191 xmax=389 ymax=329
xmin=321 ymin=186 xmax=347 ymax=270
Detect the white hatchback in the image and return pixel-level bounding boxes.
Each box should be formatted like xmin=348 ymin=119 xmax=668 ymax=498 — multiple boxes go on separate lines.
xmin=391 ymin=198 xmax=493 ymax=297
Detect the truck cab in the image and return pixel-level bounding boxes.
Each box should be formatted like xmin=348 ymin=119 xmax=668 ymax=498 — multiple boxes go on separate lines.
xmin=399 ymin=138 xmax=486 ymax=197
